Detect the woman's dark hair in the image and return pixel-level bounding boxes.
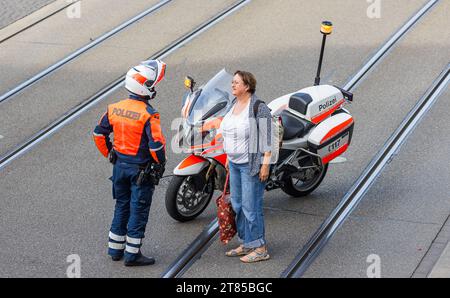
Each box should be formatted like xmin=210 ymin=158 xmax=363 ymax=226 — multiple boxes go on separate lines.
xmin=234 ymin=70 xmax=257 ymax=94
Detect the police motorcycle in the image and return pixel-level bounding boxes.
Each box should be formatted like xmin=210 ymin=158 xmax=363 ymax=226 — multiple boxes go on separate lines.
xmin=165 ymin=21 xmax=355 ymax=222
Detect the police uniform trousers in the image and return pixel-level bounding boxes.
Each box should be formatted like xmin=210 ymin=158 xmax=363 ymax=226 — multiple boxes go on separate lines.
xmin=107 ymin=160 xmax=154 ymax=261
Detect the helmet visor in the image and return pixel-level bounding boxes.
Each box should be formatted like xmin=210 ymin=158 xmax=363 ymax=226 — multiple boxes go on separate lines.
xmin=144 ymin=79 xmax=155 ymax=89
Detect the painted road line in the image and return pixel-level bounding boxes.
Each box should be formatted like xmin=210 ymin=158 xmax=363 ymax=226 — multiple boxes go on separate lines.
xmin=0 ymin=0 xmax=80 ymax=43
xmin=0 ymin=0 xmax=172 ymax=104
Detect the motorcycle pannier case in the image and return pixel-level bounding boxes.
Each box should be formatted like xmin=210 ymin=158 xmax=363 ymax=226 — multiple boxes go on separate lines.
xmin=307 ymin=113 xmax=354 ymax=164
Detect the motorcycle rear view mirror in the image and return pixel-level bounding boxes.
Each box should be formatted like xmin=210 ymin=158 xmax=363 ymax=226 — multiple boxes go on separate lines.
xmin=201 ymin=101 xmax=228 ymax=121
xmin=184 ymin=76 xmax=196 ymax=92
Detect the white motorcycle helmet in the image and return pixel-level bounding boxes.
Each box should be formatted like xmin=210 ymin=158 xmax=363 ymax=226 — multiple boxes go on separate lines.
xmin=125 ymin=59 xmax=166 ymax=99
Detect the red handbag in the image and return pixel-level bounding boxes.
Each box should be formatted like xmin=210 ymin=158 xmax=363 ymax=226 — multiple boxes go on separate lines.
xmin=216 ymin=173 xmax=236 ymax=244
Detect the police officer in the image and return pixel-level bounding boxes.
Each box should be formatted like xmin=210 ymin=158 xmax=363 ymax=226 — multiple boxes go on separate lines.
xmin=93 ymin=60 xmax=167 ymax=266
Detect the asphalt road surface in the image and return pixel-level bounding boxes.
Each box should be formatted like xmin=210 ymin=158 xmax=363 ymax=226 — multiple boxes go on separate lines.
xmin=301 ymin=1 xmax=449 ymax=277
xmin=0 ymin=0 xmax=55 ymax=29
xmin=0 ymin=0 xmax=238 ymax=157
xmin=0 ymin=0 xmax=448 ymax=278
xmin=0 ymin=0 xmax=162 ymax=95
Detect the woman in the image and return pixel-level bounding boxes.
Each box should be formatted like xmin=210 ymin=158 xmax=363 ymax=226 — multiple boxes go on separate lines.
xmin=220 ymin=70 xmax=272 ymax=263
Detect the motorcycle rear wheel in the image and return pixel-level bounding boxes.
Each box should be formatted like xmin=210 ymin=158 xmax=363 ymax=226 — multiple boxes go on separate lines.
xmin=281 ymin=163 xmax=328 ymax=197
xmin=165 ymin=171 xmax=214 ymax=222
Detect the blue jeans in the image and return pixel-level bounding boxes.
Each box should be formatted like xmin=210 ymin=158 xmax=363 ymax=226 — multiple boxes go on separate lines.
xmin=228 ymin=161 xmax=266 ymax=249
xmin=108 ymin=161 xmax=154 ymax=261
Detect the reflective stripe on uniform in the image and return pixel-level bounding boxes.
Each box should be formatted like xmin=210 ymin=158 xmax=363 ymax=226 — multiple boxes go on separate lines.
xmin=149 ymin=144 xmax=164 ymax=152
xmin=109 ymin=242 xmax=125 ymax=250
xmin=109 ymin=231 xmax=126 ymax=242
xmin=126 ymin=236 xmax=142 ymax=245
xmin=125 ymin=245 xmax=140 ymax=254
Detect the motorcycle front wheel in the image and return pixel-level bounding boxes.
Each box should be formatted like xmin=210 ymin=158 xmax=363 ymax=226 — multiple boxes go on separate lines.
xmin=165 ymin=170 xmax=214 ymax=222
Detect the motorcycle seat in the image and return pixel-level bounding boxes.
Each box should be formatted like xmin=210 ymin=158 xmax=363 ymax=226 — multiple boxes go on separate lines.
xmin=280 ymin=110 xmax=312 ymax=140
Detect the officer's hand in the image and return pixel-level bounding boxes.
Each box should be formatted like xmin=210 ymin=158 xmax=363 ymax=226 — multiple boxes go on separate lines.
xmin=153 ymin=163 xmax=165 ymax=178
xmin=109 ymin=149 xmax=117 ymax=164
xmin=159 ymin=164 xmax=166 ymax=178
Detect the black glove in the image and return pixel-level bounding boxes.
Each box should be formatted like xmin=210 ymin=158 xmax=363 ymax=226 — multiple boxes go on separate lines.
xmin=156 ymin=162 xmax=166 ymax=178
xmin=149 ymin=162 xmax=165 ymax=185
xmin=109 ymin=149 xmax=117 ymax=164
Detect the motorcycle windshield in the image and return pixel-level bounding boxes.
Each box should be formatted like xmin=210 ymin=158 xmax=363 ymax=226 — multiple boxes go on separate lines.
xmin=186 ymin=69 xmax=233 ymax=125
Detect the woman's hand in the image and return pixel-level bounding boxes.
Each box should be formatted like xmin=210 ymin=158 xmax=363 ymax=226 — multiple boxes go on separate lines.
xmin=259 ymin=151 xmax=272 ymax=182
xmin=259 ymin=164 xmax=270 ymax=182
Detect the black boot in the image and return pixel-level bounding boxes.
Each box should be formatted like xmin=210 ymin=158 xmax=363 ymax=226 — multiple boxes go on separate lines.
xmin=111 ymin=255 xmax=123 ymax=261
xmin=124 ymin=252 xmax=155 ymax=266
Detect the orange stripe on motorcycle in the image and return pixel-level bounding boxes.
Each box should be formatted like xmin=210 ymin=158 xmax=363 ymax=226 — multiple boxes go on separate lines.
xmin=215 ymin=153 xmax=227 ymax=166
xmin=178 ymin=155 xmax=208 ymax=170
xmin=320 ymin=118 xmax=353 ymax=144
xmin=311 ymin=99 xmax=345 ymax=124
xmin=322 ymin=143 xmax=349 ymax=164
